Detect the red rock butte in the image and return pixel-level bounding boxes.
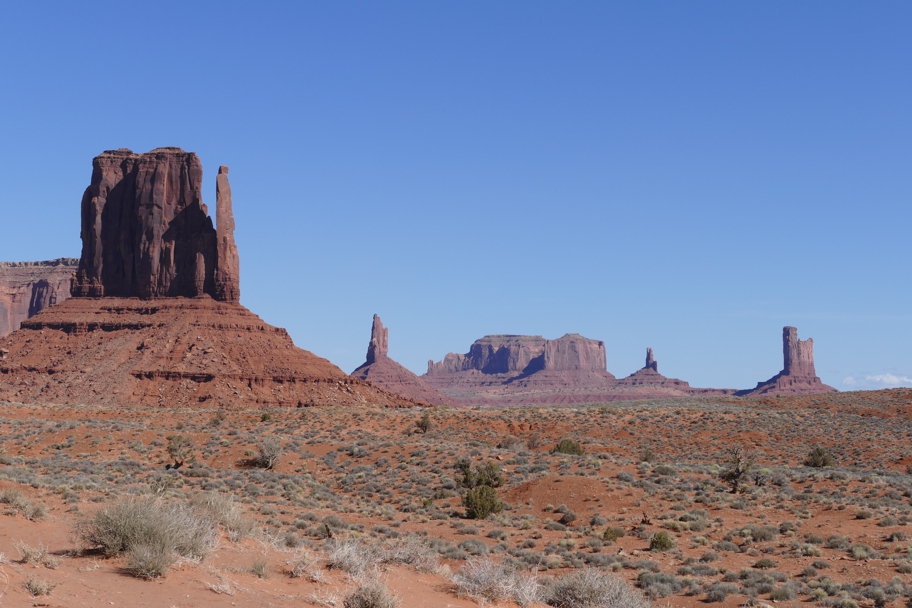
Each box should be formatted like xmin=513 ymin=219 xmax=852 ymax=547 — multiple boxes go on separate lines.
xmin=422 ymin=334 xmax=731 ymax=406
xmin=350 ymin=315 xmax=450 ymax=406
xmin=737 ymin=326 xmax=837 ymax=397
xmin=0 ymin=258 xmax=78 ymax=336
xmin=0 ymin=148 xmax=414 ymax=408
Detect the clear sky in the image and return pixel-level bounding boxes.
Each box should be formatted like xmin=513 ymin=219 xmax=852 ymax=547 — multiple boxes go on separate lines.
xmin=1 ymin=2 xmax=910 ymax=391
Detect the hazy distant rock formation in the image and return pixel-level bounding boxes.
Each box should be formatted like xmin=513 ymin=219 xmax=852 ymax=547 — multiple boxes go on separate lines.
xmin=738 ymin=327 xmax=837 ymax=396
xmin=352 ymin=315 xmax=449 ymax=406
xmin=71 ymin=148 xmax=240 ymax=301
xmin=426 ymin=337 xmax=737 ymax=406
xmin=0 ymin=259 xmax=78 ymax=336
xmin=615 ymin=347 xmax=693 ymax=390
xmin=0 ymin=149 xmax=414 ymax=409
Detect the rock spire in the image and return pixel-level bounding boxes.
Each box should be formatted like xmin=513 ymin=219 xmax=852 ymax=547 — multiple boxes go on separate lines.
xmin=214 ymin=166 xmax=241 ymax=302
xmin=738 ymin=326 xmax=837 ymax=396
xmin=366 ymin=314 xmax=389 ymax=364
xmin=645 ymin=347 xmax=657 ymax=372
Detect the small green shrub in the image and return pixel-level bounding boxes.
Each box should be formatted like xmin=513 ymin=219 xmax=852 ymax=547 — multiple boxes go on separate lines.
xmin=344 ymin=580 xmax=401 ymax=608
xmin=416 ymin=411 xmax=432 ymax=434
xmin=463 ymin=486 xmax=504 ymax=520
xmin=805 ymin=446 xmax=835 ymax=468
xmin=551 ymin=439 xmax=584 ymax=456
xmin=649 ymin=531 xmax=674 ymax=552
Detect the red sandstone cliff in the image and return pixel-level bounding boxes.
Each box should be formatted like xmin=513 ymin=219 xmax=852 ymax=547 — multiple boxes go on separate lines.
xmin=0 ymin=259 xmax=78 ymax=336
xmin=71 ymin=148 xmax=240 ymax=301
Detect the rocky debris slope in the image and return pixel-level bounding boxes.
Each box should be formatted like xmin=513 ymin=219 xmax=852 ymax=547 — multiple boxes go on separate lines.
xmin=738 ymin=326 xmax=837 ymax=396
xmin=351 ymin=315 xmax=449 ymax=406
xmin=0 ymin=298 xmax=417 ymax=407
xmin=0 ymin=259 xmax=78 ymax=336
xmin=72 ymin=148 xmax=240 ymax=301
xmin=0 ymin=148 xmax=414 ymax=409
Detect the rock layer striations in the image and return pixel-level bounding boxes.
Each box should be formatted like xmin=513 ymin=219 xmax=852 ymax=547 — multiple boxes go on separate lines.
xmin=738 ymin=327 xmax=837 ymax=397
xmin=351 ymin=315 xmax=449 ymax=406
xmin=0 ymin=259 xmax=78 ymax=336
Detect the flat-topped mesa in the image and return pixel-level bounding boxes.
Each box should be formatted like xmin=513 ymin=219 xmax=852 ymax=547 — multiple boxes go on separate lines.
xmin=0 ymin=259 xmax=79 ymax=336
xmin=738 ymin=326 xmax=837 ymax=397
xmin=71 ymin=148 xmax=240 ymax=302
xmin=352 ymin=314 xmax=447 ymax=406
xmin=366 ymin=314 xmax=389 ymax=364
xmin=543 ymin=333 xmax=607 ymax=372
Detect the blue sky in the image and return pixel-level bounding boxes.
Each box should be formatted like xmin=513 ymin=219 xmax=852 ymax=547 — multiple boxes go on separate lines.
xmin=1 ymin=2 xmax=910 ymax=391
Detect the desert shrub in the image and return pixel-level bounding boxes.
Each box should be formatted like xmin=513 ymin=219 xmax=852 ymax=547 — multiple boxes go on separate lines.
xmin=637 ymin=572 xmax=683 ymax=599
xmin=652 ymin=465 xmax=676 ymax=476
xmin=458 ymin=538 xmax=489 ymax=556
xmin=251 ymin=558 xmax=268 ymax=578
xmin=255 ymin=437 xmax=282 ymax=469
xmin=649 ymin=531 xmax=674 ymax=552
xmin=166 ymin=435 xmax=194 ymax=468
xmin=463 ymin=485 xmax=504 ymax=520
xmin=416 ymin=411 xmax=432 ymax=434
xmin=189 ymin=492 xmax=258 ymax=541
xmin=454 ymin=558 xmax=538 ymax=606
xmin=552 ymin=439 xmax=584 ymax=456
xmin=602 ymin=526 xmax=624 ymax=543
xmin=75 ymin=497 xmax=216 ymax=578
xmin=705 ymin=582 xmax=739 ymax=603
xmin=260 ymin=413 xmax=272 ymax=422
xmin=770 ymin=585 xmax=796 ymax=601
xmin=744 ymin=524 xmax=778 ymax=542
xmin=344 ymin=580 xmax=401 ymax=608
xmin=383 ymin=535 xmax=439 ymax=573
xmin=718 ymin=446 xmax=753 ymax=493
xmin=855 ymin=509 xmax=873 ymax=520
xmin=541 ymin=567 xmax=650 ymax=608
xmin=327 ymin=539 xmax=383 ymax=577
xmin=457 ymin=460 xmax=504 ymax=489
xmin=24 ymin=576 xmax=56 ymax=597
xmin=753 ymin=557 xmax=777 ymax=569
xmin=0 ymin=488 xmax=47 ymax=521
xmin=805 ymin=446 xmax=835 ymax=468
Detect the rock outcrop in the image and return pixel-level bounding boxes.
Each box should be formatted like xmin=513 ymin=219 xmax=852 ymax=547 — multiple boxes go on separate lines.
xmin=351 ymin=315 xmax=449 ymax=406
xmin=426 ymin=337 xmax=737 ymax=406
xmin=71 ymin=148 xmax=240 ymax=301
xmin=0 ymin=148 xmax=415 ymax=409
xmin=0 ymin=259 xmax=78 ymax=336
xmin=616 ymin=348 xmax=694 ymax=391
xmin=737 ymin=327 xmax=837 ymax=397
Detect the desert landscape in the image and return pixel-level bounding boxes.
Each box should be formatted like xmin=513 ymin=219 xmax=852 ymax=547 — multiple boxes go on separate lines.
xmin=2 ymin=4 xmax=909 ymax=607
xmin=2 ymin=390 xmax=912 ymax=607
xmin=0 ymin=147 xmax=908 ymax=608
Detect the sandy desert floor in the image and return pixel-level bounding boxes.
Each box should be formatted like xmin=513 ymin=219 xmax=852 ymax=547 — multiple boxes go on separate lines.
xmin=2 ymin=388 xmax=912 ymax=607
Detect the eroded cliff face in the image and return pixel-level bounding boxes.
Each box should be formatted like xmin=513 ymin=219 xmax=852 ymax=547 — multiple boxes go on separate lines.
xmin=0 ymin=259 xmax=78 ymax=336
xmin=71 ymin=148 xmax=239 ymax=301
xmin=738 ymin=326 xmax=837 ymax=396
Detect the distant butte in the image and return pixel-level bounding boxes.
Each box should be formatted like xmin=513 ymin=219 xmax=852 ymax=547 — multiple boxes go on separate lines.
xmin=0 ymin=259 xmax=78 ymax=336
xmin=351 ymin=315 xmax=450 ymax=406
xmin=738 ymin=326 xmax=837 ymax=397
xmin=615 ymin=347 xmax=693 ymax=391
xmin=424 ymin=336 xmax=736 ymax=406
xmin=0 ymin=148 xmax=414 ymax=409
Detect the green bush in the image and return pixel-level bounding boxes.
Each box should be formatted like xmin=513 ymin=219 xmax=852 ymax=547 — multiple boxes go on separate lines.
xmin=551 ymin=439 xmax=584 ymax=456
xmin=805 ymin=446 xmax=835 ymax=468
xmin=463 ymin=486 xmax=504 ymax=520
xmin=456 ymin=460 xmax=503 ymax=489
xmin=649 ymin=531 xmax=674 ymax=552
